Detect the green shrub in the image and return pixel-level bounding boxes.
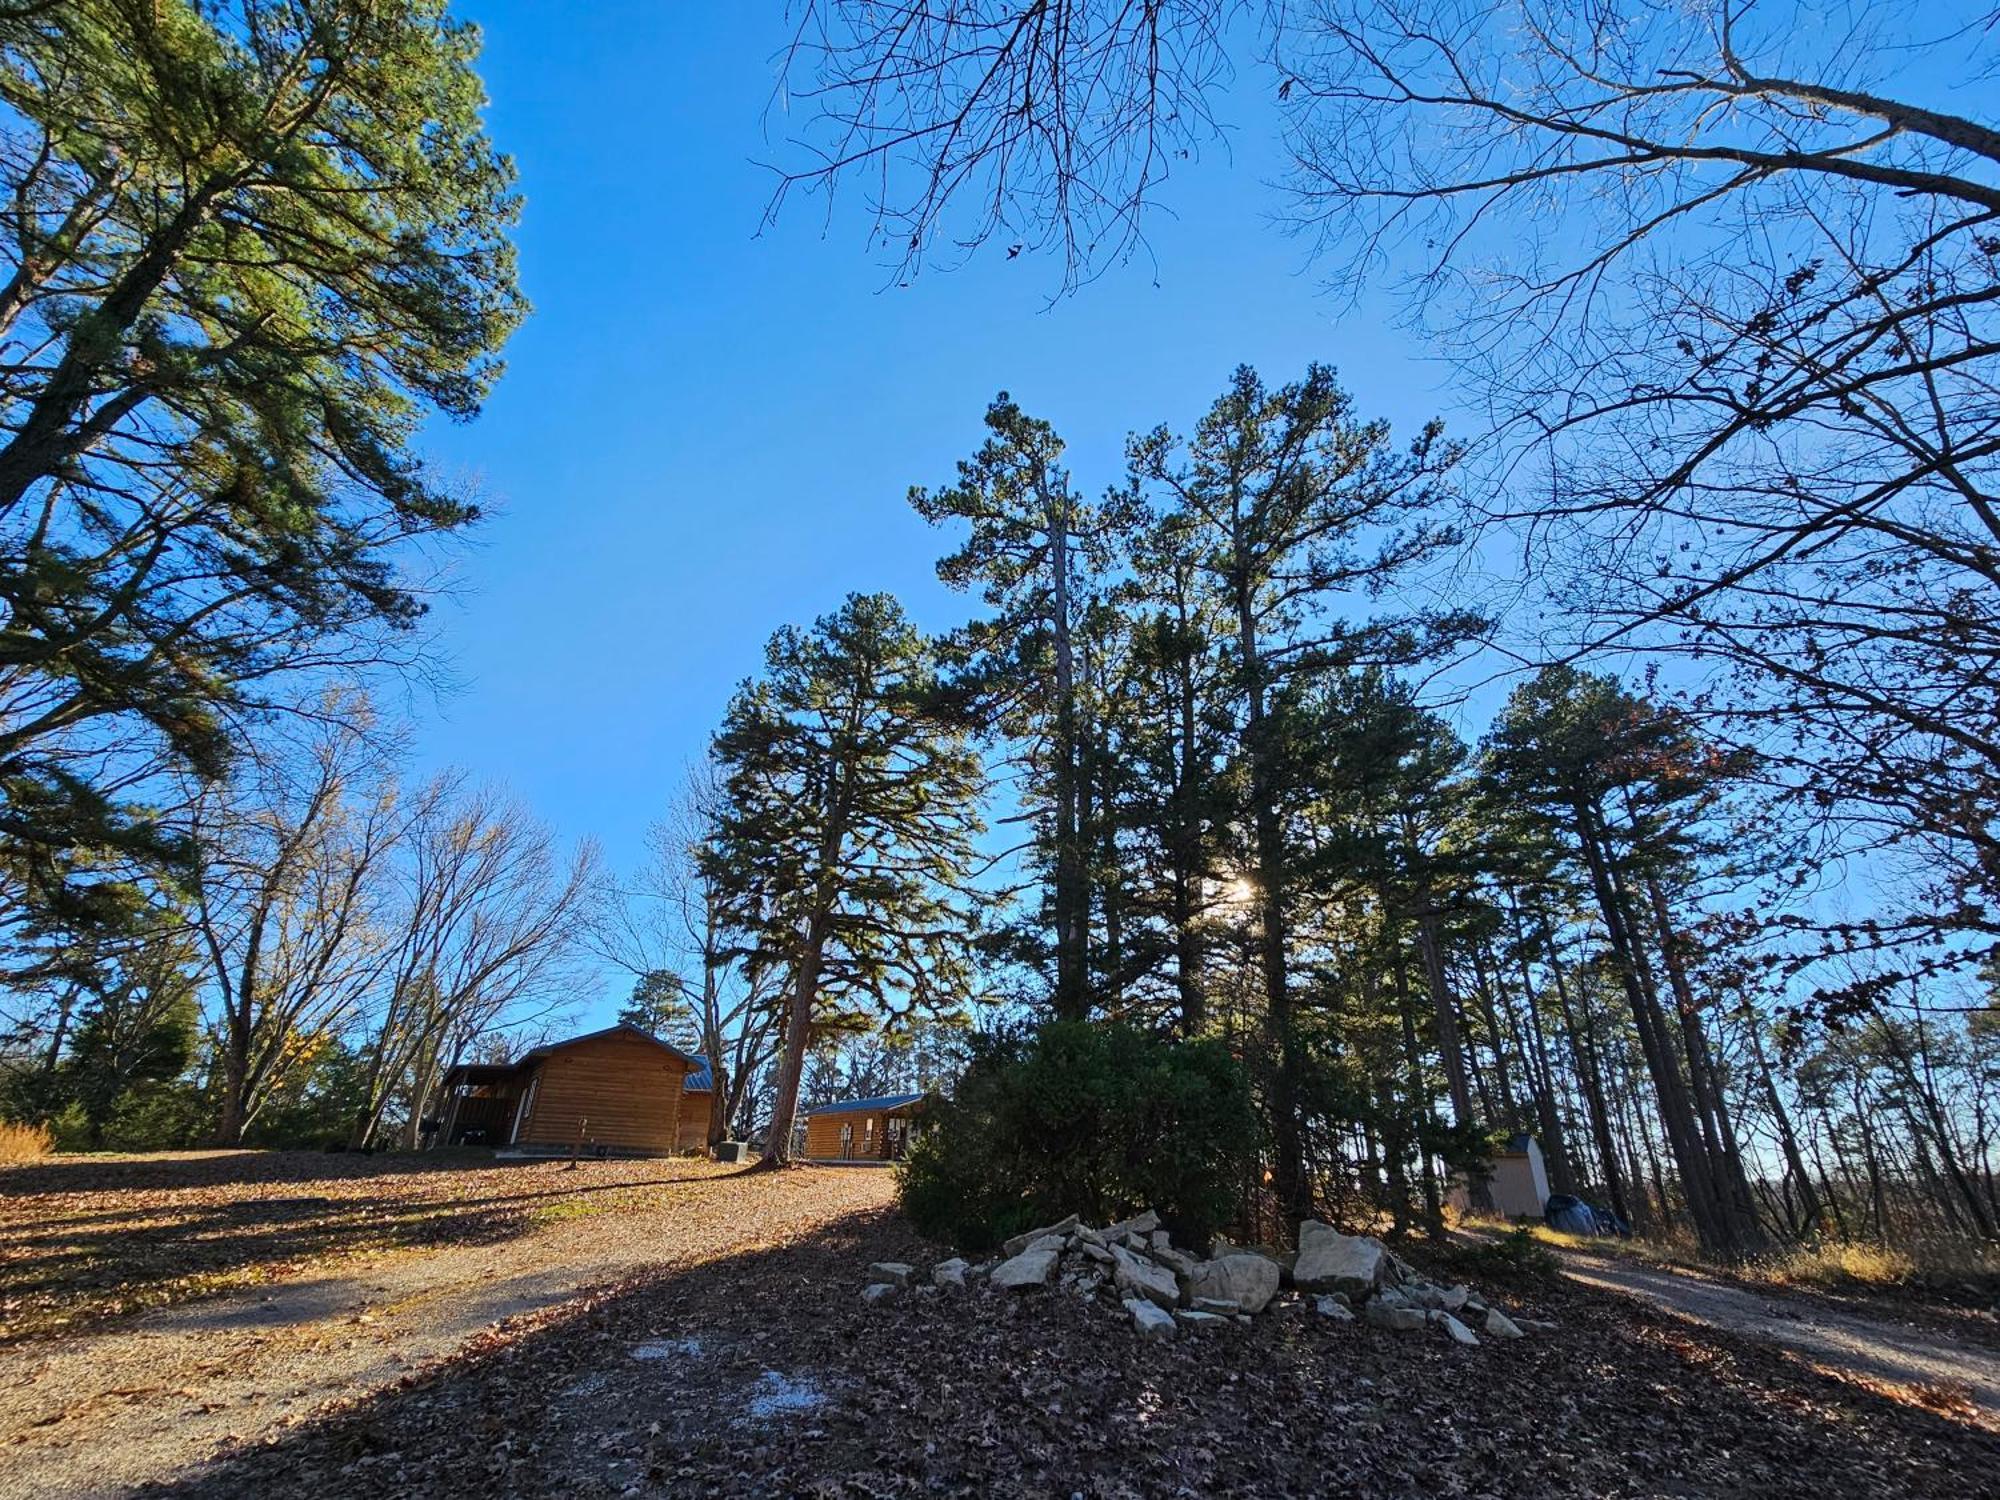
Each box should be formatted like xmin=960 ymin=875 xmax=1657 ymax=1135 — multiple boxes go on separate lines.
xmin=897 ymin=1020 xmax=1258 ymax=1252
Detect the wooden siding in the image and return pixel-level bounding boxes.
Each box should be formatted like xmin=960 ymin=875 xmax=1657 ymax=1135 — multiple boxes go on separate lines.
xmin=805 ymin=1109 xmax=909 ymax=1160
xmin=513 ymin=1033 xmax=688 ymax=1154
xmin=676 ymin=1091 xmax=711 ymax=1153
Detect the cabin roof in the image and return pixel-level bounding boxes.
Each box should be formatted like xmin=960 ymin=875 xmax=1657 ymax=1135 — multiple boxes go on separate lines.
xmin=683 ymin=1056 xmax=712 ymax=1092
xmin=514 ymin=1020 xmax=703 ymax=1071
xmin=438 ymin=1061 xmax=517 ymax=1088
xmin=444 ymin=1023 xmax=703 ymax=1090
xmin=806 ymin=1092 xmax=927 ymax=1117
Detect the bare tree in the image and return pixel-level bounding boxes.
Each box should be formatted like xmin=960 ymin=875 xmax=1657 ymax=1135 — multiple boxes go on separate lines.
xmin=188 ymin=705 xmax=400 ymax=1146
xmin=350 ymin=777 xmax=598 ymax=1148
xmin=770 ymin=1 xmax=1259 ymax=288
xmin=594 ymin=762 xmax=779 ymax=1148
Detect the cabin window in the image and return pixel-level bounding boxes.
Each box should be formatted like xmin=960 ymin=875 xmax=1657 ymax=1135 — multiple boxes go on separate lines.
xmin=862 ymin=1117 xmax=875 ymax=1155
xmin=839 ymin=1121 xmax=854 ymax=1159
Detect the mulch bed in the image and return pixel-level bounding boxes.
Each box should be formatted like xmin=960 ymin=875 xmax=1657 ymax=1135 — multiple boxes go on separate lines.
xmin=142 ymin=1205 xmax=1999 ymax=1499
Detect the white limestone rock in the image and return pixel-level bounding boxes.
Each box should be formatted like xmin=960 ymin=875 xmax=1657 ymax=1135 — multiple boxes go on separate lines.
xmin=991 ymin=1245 xmax=1060 ymax=1290
xmin=1364 ymin=1302 xmax=1427 ymax=1332
xmin=866 ymin=1261 xmax=915 ymax=1288
xmin=1001 ymin=1215 xmax=1080 ymax=1259
xmin=1187 ymin=1253 xmax=1281 ymax=1315
xmin=1292 ymin=1221 xmax=1390 ymax=1296
xmin=1314 ymin=1295 xmax=1356 ymax=1322
xmin=1484 ymin=1308 xmax=1526 ymax=1339
xmin=1438 ymin=1312 xmax=1480 ymax=1346
xmin=1124 ymin=1296 xmax=1177 ymax=1340
xmin=1110 ymin=1243 xmax=1180 ymax=1309
xmin=931 ymin=1257 xmax=968 ymax=1290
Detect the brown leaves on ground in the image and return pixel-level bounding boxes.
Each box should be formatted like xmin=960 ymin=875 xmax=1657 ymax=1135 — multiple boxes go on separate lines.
xmin=139 ymin=1200 xmax=1999 ymax=1500
xmin=0 ymin=1148 xmax=765 ymax=1341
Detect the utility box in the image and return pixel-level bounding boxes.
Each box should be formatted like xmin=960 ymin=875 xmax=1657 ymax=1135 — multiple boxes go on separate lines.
xmin=715 ymin=1140 xmax=751 ymax=1164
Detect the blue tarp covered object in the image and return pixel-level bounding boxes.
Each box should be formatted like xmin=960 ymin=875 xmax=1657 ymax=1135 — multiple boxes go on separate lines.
xmin=1544 ymin=1193 xmax=1630 ymax=1237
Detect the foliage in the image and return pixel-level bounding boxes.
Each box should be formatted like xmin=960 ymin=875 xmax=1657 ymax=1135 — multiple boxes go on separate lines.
xmin=897 ymin=1020 xmax=1258 ymax=1251
xmin=0 ymin=0 xmax=524 ymax=940
xmin=240 ymin=1038 xmax=374 ymax=1150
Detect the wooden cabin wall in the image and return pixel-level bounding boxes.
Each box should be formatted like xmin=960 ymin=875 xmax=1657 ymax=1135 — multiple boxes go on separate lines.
xmin=805 ymin=1111 xmax=886 ymax=1160
xmin=676 ymin=1094 xmax=711 ymax=1153
xmin=514 ymin=1033 xmax=687 ymax=1153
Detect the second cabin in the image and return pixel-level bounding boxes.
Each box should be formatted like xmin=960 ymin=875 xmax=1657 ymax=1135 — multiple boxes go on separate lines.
xmin=802 ymin=1093 xmax=930 ymax=1162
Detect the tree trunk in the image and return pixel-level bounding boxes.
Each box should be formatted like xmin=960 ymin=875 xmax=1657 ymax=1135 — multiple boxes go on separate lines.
xmin=1048 ymin=496 xmax=1090 ymax=1021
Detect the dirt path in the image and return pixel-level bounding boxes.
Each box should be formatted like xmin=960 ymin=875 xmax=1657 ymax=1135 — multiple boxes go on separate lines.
xmin=0 ymin=1165 xmax=895 ymax=1500
xmin=1550 ymin=1246 xmax=2000 ymax=1414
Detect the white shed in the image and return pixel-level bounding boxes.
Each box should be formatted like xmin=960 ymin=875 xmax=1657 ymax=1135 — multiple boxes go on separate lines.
xmin=1488 ymin=1133 xmax=1551 ymax=1218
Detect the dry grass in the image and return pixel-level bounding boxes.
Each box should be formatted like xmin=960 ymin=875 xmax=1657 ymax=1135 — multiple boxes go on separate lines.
xmin=0 ymin=1121 xmax=51 ymax=1162
xmin=1462 ymin=1208 xmax=2000 ymax=1303
xmin=1748 ymin=1237 xmax=2000 ymax=1296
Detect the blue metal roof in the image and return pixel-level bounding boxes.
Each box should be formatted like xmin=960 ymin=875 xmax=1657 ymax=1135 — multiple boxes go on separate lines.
xmin=683 ymin=1056 xmax=712 ymax=1092
xmin=805 ymin=1092 xmax=927 ymax=1116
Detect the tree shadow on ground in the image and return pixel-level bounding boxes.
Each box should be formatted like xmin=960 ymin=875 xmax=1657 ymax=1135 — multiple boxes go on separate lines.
xmin=133 ymin=1207 xmax=2000 ymax=1500
xmin=0 ymin=1152 xmax=753 ymax=1342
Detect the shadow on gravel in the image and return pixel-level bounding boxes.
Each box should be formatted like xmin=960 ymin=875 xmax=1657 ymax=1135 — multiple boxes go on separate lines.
xmin=133 ymin=1207 xmax=2000 ymax=1500
xmin=0 ymin=1152 xmax=749 ymax=1342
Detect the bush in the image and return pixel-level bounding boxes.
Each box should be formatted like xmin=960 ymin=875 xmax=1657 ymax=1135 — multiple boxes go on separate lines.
xmin=897 ymin=1020 xmax=1258 ymax=1253
xmin=0 ymin=1119 xmax=53 ymax=1162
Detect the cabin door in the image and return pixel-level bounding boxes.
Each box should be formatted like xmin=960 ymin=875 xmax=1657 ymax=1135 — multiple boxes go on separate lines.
xmin=509 ymin=1075 xmax=539 ymax=1145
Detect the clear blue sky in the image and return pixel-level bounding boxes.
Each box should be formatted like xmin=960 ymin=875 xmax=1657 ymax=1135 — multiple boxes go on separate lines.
xmin=411 ymin=4 xmax=1466 ymax=1015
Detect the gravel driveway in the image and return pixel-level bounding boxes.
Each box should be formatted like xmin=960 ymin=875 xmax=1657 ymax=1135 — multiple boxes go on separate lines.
xmin=0 ymin=1160 xmax=896 ymax=1499
xmin=1552 ymin=1245 xmax=2000 ymax=1415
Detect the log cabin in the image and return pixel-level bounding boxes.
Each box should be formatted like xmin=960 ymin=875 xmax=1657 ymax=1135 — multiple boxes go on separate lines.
xmin=434 ymin=1023 xmax=705 ymax=1156
xmin=802 ymin=1093 xmax=929 ymax=1162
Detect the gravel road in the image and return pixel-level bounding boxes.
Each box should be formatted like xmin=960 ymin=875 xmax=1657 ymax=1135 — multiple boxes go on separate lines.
xmin=0 ymin=1162 xmax=895 ymax=1499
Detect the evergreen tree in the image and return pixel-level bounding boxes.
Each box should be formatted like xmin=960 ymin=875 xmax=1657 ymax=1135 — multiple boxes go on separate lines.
xmin=0 ymin=0 xmax=524 ymax=934
xmin=1131 ymin=363 xmax=1473 ymax=1222
xmin=707 ymin=593 xmax=984 ymax=1166
xmin=912 ymin=396 xmax=1141 ymax=1020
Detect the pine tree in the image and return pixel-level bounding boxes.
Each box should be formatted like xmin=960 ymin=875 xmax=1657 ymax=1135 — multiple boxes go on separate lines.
xmin=1131 ymin=363 xmax=1472 ymax=1224
xmin=707 ymin=593 xmax=984 ymax=1166
xmin=912 ymin=396 xmax=1142 ymax=1020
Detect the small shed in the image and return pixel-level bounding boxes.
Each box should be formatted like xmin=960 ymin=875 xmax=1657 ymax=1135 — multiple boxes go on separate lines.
xmin=435 ymin=1023 xmax=702 ymax=1156
xmin=803 ymin=1093 xmax=929 ymax=1162
xmin=1489 ymin=1133 xmax=1552 ymax=1218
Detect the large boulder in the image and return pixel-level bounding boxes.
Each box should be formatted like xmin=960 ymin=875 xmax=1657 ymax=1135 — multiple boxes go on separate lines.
xmin=1187 ymin=1253 xmax=1281 ymax=1315
xmin=1110 ymin=1243 xmax=1180 ymax=1308
xmin=991 ymin=1245 xmax=1060 ymax=1289
xmin=1002 ymin=1214 xmax=1079 ymax=1259
xmin=1292 ymin=1221 xmax=1390 ymax=1296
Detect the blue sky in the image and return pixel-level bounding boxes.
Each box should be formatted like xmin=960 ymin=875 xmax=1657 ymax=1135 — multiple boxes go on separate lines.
xmin=411 ymin=5 xmax=1467 ymax=1014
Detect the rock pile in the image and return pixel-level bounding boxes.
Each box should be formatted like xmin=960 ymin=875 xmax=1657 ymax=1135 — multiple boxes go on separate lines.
xmin=857 ymin=1213 xmax=1553 ymax=1346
